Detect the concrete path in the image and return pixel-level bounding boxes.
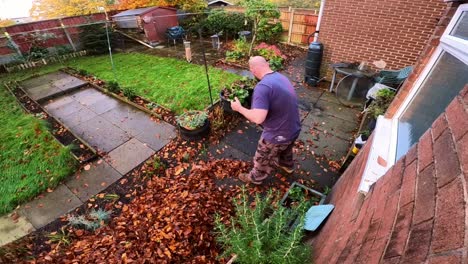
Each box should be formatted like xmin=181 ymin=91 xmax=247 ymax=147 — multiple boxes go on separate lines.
xmin=0 ymin=72 xmax=176 ymax=247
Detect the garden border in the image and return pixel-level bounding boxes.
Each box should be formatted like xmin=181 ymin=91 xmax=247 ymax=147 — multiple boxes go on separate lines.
xmin=4 ymin=81 xmax=97 ymax=163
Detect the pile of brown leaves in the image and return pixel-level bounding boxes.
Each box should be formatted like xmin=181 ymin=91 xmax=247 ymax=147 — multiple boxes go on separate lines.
xmin=34 ymin=160 xmax=249 ymax=263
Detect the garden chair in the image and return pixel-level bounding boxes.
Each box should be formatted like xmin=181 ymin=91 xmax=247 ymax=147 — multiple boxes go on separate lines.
xmin=373 ymin=66 xmax=413 ymax=89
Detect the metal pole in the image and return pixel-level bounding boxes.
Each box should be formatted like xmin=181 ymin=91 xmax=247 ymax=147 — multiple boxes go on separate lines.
xmin=104 ymin=10 xmax=117 ymax=81
xmin=198 ymin=28 xmax=214 ymax=107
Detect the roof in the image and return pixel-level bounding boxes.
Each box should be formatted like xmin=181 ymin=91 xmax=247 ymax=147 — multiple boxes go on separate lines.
xmin=112 ymin=7 xmax=176 ymax=17
xmin=207 ymin=0 xmax=233 ymax=6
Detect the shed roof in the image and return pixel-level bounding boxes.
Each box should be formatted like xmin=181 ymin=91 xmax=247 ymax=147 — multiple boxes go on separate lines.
xmin=207 ymin=0 xmax=233 ymax=5
xmin=112 ymin=7 xmax=170 ymax=17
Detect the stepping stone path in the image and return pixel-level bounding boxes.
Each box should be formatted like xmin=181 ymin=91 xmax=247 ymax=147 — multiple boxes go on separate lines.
xmin=0 ymin=72 xmax=176 ymax=246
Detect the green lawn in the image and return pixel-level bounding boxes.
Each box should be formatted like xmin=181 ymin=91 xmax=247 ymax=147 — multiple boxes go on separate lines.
xmin=0 ymin=85 xmax=77 ymax=215
xmin=66 ymin=53 xmax=240 ymax=113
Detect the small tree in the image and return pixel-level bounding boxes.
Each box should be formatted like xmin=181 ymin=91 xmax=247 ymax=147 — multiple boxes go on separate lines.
xmin=241 ymin=0 xmax=281 ymax=56
xmin=79 ymin=24 xmax=110 ymax=55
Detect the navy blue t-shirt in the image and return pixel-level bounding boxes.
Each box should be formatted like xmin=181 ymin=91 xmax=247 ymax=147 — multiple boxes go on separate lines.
xmin=252 ymin=72 xmax=301 ymax=144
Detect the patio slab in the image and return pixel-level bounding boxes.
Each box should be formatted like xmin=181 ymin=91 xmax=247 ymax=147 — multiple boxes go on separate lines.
xmin=26 ymin=83 xmax=62 ymax=101
xmin=302 ymin=109 xmax=357 ymax=141
xmin=21 ymin=72 xmax=87 ymax=101
xmin=18 ymin=185 xmax=82 ymax=229
xmin=299 ymin=125 xmax=351 ymax=162
xmin=87 ymin=96 xmax=120 ymax=115
xmin=223 ymin=120 xmax=262 ymax=157
xmin=71 ymin=115 xmax=131 ymax=153
xmin=44 ymin=99 xmax=84 ymax=118
xmin=107 ymin=138 xmax=155 ymax=175
xmin=58 ymin=107 xmax=98 ymax=128
xmin=51 ymin=75 xmax=87 ymax=92
xmin=20 ymin=72 xmax=69 ymax=89
xmin=65 ymin=160 xmax=122 ymax=203
xmin=133 ymin=122 xmax=176 ymax=151
xmin=0 ymin=214 xmax=35 ymax=247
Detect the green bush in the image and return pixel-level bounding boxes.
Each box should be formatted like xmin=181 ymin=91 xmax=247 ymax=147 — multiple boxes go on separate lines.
xmin=215 ymin=188 xmax=312 ymax=263
xmin=122 ymin=87 xmax=137 ymax=100
xmin=203 ymin=10 xmax=250 ymax=37
xmin=225 ymin=38 xmax=250 ymax=61
xmin=79 ymin=24 xmax=112 ymax=55
xmin=367 ymin=88 xmax=396 ymax=118
xmin=256 ymin=20 xmax=283 ymax=43
xmin=78 ymin=69 xmax=89 ymax=76
xmin=269 ymin=57 xmax=283 ymax=71
xmin=106 ymin=81 xmax=120 ymax=93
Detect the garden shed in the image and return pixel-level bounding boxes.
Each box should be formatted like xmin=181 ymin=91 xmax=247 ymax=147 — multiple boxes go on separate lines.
xmin=112 ymin=7 xmax=178 ymax=44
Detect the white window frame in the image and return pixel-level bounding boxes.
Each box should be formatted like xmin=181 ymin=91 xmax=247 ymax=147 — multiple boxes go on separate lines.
xmin=358 ymin=3 xmax=468 ymax=194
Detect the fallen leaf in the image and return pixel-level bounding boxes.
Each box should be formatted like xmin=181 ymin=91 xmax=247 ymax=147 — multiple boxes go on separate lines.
xmin=84 ymin=165 xmax=91 ymax=171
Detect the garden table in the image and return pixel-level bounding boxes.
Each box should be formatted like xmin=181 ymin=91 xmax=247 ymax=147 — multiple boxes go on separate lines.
xmin=329 ymin=66 xmax=375 ymax=101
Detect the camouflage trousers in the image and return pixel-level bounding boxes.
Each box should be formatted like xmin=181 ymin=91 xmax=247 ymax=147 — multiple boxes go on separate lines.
xmin=249 ymin=137 xmax=296 ymax=182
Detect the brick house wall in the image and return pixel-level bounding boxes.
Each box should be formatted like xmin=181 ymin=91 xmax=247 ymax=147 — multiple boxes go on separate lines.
xmin=318 ymin=0 xmax=446 ymax=78
xmin=311 ymin=2 xmax=468 ymax=263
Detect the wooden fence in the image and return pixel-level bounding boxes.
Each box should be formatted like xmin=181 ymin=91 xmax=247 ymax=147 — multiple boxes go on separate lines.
xmin=219 ymin=6 xmax=319 ymax=46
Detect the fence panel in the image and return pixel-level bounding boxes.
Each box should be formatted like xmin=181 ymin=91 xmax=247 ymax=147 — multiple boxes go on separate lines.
xmin=220 ymin=6 xmax=318 ymax=46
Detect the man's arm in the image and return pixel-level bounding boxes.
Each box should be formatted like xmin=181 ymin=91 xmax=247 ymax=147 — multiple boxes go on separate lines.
xmin=231 ymin=97 xmax=268 ymax=125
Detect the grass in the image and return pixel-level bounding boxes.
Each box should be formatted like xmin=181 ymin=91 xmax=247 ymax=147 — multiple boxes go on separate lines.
xmin=65 ymin=53 xmax=240 ymax=113
xmin=0 ymin=83 xmax=77 ymax=215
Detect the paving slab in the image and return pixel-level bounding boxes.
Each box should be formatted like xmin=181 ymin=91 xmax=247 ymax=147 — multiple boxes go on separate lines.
xmin=302 ymin=109 xmax=357 ymax=141
xmin=52 ymin=75 xmax=87 ymax=92
xmin=223 ymin=121 xmax=262 ymax=157
xmin=26 ymin=83 xmax=62 ymax=101
xmin=107 ymin=138 xmax=155 ymax=175
xmin=44 ymin=99 xmax=85 ymax=117
xmin=299 ymin=126 xmax=351 ymax=162
xmin=71 ymin=88 xmax=108 ymax=107
xmin=58 ymin=107 xmax=98 ymax=128
xmin=0 ymin=214 xmax=35 ymax=247
xmin=101 ymin=105 xmax=153 ymax=137
xmin=18 ymin=185 xmax=82 ymax=229
xmin=208 ymin=142 xmax=251 ymax=161
xmin=65 ymin=160 xmax=122 ymax=203
xmin=20 ymin=72 xmax=68 ymax=90
xmin=315 ymin=99 xmax=361 ymax=122
xmin=87 ymin=96 xmax=120 ymax=115
xmin=71 ymin=115 xmax=131 ymax=153
xmin=133 ymin=121 xmax=176 ymax=151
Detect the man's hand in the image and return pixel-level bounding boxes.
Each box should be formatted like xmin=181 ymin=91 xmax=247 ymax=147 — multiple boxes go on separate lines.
xmin=230 ymin=97 xmax=242 ymax=112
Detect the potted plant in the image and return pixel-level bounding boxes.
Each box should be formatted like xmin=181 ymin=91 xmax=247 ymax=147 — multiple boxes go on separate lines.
xmin=220 ymin=78 xmax=256 ymax=113
xmin=176 ymin=110 xmax=210 ymax=140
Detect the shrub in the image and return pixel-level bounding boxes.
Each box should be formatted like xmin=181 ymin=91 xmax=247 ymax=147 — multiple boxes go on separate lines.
xmin=269 ymin=57 xmax=283 ymax=71
xmin=176 ymin=110 xmax=208 ymax=130
xmin=256 ymin=20 xmax=283 ymax=43
xmin=367 ymin=88 xmax=396 ymax=118
xmin=68 ymin=208 xmax=112 ymax=231
xmin=215 ymin=188 xmax=312 ymax=263
xmin=122 ymin=87 xmax=137 ymax=100
xmin=79 ymin=24 xmax=111 ymax=55
xmin=106 ymin=81 xmax=120 ymax=93
xmin=78 ymin=69 xmax=89 ymax=76
xmin=203 ymin=10 xmax=250 ymax=37
xmin=225 ymin=38 xmax=250 ymax=61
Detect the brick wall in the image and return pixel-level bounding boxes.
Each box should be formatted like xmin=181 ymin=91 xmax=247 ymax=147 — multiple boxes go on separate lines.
xmin=311 ymin=2 xmax=468 ymax=263
xmin=312 ymin=85 xmax=468 ymax=263
xmin=318 ymin=0 xmax=446 ymax=78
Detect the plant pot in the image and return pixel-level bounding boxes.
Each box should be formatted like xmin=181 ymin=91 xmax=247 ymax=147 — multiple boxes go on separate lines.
xmin=219 ymin=90 xmax=253 ymax=113
xmin=178 ymin=119 xmax=210 ymax=141
xmin=220 ymin=92 xmax=236 ymax=113
xmin=280 ymin=182 xmax=326 ymax=208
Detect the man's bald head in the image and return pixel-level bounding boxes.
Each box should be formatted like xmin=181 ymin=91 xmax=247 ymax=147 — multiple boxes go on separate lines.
xmin=249 ymin=56 xmax=273 ymax=80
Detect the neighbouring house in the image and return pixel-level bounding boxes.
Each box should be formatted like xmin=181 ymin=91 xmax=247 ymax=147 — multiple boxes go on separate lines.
xmin=318 ymin=0 xmax=447 ymax=78
xmin=112 ymin=7 xmax=178 ymax=45
xmin=207 ymin=0 xmax=233 ymax=7
xmin=312 ymin=1 xmax=468 ymax=263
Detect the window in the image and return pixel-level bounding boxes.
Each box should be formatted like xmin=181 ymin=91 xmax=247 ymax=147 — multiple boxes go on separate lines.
xmin=395 ymin=52 xmax=468 ymax=160
xmin=359 ymin=4 xmax=468 ymax=194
